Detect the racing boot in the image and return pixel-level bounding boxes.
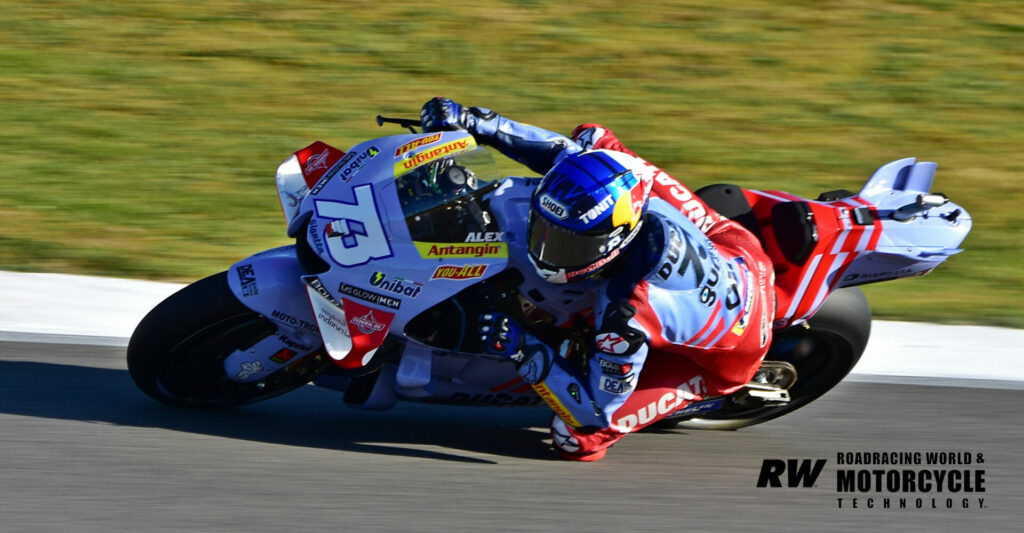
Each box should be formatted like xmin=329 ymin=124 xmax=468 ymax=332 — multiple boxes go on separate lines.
xmin=550 ymin=417 xmax=630 ymax=462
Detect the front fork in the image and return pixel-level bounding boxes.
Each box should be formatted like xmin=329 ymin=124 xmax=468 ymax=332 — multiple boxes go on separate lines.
xmin=223 ymin=245 xmax=324 ymax=383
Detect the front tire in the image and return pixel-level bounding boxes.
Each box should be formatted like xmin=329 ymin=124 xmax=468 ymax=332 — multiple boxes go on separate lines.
xmin=127 ymin=271 xmax=328 ymax=409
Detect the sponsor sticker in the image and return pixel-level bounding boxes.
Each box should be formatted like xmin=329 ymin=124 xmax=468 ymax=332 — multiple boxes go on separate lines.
xmin=667 ymin=397 xmax=724 ymax=418
xmin=414 ymin=241 xmax=508 ymax=259
xmin=394 ymin=137 xmax=477 ymax=177
xmin=595 ymin=332 xmax=630 ymax=355
xmin=464 ymin=232 xmax=505 ymax=242
xmin=431 ymin=264 xmax=487 ymax=280
xmin=234 ymin=361 xmax=264 ymax=381
xmin=598 ymin=357 xmax=632 ymax=377
xmin=338 ymin=282 xmax=401 ymax=310
xmin=338 ymin=298 xmax=395 ymax=368
xmin=394 ymin=133 xmax=443 ymax=157
xmin=236 ymin=264 xmax=258 ymax=297
xmin=349 ymin=310 xmax=387 ymax=334
xmin=601 ymin=376 xmax=633 ymax=395
xmin=534 ymin=382 xmax=581 ymax=428
xmin=368 ymin=271 xmax=423 ymax=297
xmin=613 ymin=375 xmax=705 ymax=432
xmin=311 ymin=146 xmax=380 ymax=195
xmin=270 ymin=309 xmax=318 ymax=334
xmin=306 ymin=148 xmax=331 ymax=173
xmin=580 ymin=194 xmax=614 ymax=224
xmin=269 ymin=348 xmax=298 ymax=364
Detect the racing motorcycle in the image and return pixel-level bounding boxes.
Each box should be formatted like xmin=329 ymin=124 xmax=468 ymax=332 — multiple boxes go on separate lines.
xmin=127 ymin=116 xmax=972 ymax=432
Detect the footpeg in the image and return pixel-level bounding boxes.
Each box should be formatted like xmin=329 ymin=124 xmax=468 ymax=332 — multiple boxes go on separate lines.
xmin=736 ymin=361 xmax=798 ymax=406
xmin=741 ymin=382 xmax=791 ymax=405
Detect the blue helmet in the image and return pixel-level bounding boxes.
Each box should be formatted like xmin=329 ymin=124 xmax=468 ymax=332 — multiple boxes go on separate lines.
xmin=528 ymin=150 xmax=652 ymax=284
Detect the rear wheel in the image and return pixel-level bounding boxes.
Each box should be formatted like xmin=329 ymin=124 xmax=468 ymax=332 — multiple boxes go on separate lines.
xmin=671 ymin=287 xmax=871 ymax=430
xmin=127 ymin=271 xmax=328 ymax=409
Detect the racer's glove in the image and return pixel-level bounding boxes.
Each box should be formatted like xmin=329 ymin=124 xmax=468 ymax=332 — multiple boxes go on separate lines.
xmin=420 ymin=97 xmax=467 ymax=132
xmin=419 ymin=96 xmax=572 ymax=175
xmin=478 ymin=313 xmax=527 ymax=366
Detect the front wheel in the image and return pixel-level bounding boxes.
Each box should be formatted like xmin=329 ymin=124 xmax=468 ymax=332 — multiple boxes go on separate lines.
xmin=127 ymin=271 xmax=328 ymax=409
xmin=672 ymin=287 xmax=871 ymax=430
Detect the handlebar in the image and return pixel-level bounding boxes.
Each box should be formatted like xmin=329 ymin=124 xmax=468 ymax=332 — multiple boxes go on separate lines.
xmin=376 ymin=115 xmax=420 ymax=134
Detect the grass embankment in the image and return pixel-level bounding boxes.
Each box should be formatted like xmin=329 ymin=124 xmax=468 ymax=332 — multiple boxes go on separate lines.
xmin=1 ymin=1 xmax=1022 ymax=326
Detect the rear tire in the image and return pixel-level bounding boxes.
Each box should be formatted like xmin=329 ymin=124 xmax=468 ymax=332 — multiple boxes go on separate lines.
xmin=127 ymin=271 xmax=328 ymax=409
xmin=672 ymin=287 xmax=871 ymax=430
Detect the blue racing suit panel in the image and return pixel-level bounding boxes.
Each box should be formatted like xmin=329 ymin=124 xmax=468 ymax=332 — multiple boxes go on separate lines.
xmin=636 ymin=200 xmax=752 ymax=351
xmin=586 ymin=299 xmax=651 ymax=427
xmin=465 ymin=107 xmax=582 ymax=175
xmin=513 ymin=332 xmax=606 ymax=430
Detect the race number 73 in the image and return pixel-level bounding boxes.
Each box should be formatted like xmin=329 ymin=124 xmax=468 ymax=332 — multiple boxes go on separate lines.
xmin=314 ymin=184 xmax=393 ymax=267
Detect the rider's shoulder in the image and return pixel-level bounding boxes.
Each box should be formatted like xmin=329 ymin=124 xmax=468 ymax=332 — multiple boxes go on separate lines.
xmin=637 ymin=205 xmax=715 ymax=292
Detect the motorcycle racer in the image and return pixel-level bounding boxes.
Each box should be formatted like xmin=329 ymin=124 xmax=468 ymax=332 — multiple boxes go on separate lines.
xmin=421 ymin=97 xmax=776 ymax=461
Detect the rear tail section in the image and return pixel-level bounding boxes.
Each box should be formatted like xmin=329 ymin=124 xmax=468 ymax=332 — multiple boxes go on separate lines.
xmin=734 ymin=158 xmax=970 ymax=328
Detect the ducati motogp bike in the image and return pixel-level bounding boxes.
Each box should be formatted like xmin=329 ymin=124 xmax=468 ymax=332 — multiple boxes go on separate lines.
xmin=127 ymin=115 xmax=971 ymax=432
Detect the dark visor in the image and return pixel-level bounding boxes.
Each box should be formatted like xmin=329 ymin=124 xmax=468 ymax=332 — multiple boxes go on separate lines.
xmin=528 ymin=215 xmax=611 ymax=270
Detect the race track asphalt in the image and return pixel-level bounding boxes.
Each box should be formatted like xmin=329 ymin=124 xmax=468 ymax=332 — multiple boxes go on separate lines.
xmin=2 ymin=340 xmax=1022 ymax=532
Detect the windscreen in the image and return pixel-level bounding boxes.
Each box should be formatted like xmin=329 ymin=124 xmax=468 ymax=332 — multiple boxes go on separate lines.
xmin=397 ymin=146 xmax=505 ymax=242
xmin=394 ymin=145 xmax=502 ymax=218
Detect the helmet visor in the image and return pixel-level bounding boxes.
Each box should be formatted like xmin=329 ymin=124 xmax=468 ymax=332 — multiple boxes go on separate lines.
xmin=528 ymin=214 xmax=612 ymax=270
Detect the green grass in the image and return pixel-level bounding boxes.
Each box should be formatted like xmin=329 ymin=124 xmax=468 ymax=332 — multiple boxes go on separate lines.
xmin=2 ymin=0 xmax=1022 ymax=327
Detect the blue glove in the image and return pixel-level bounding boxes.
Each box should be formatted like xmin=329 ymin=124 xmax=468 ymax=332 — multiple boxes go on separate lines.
xmin=478 ymin=313 xmax=525 ymax=363
xmin=420 ymin=97 xmax=467 ymax=132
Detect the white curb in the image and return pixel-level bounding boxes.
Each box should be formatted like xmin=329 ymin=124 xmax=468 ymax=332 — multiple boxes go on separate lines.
xmin=2 ymin=270 xmax=1021 ymax=388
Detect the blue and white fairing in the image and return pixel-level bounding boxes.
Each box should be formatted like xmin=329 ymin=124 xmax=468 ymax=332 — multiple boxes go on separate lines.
xmin=300 ymin=131 xmax=510 ymax=331
xmin=232 ymin=130 xmax=537 ymax=369
xmin=838 ymin=158 xmax=972 ymax=286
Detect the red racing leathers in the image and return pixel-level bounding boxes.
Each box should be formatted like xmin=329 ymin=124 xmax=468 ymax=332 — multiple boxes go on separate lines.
xmin=528 ymin=125 xmax=777 ymax=460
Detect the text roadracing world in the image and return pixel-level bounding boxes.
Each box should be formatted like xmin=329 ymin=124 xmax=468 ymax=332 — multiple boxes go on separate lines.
xmin=756 ymin=452 xmax=988 ymax=510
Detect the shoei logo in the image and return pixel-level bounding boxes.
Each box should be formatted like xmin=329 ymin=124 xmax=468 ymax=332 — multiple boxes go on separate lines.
xmin=539 ymin=194 xmax=568 ymax=219
xmin=394 ymin=137 xmax=476 ymax=176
